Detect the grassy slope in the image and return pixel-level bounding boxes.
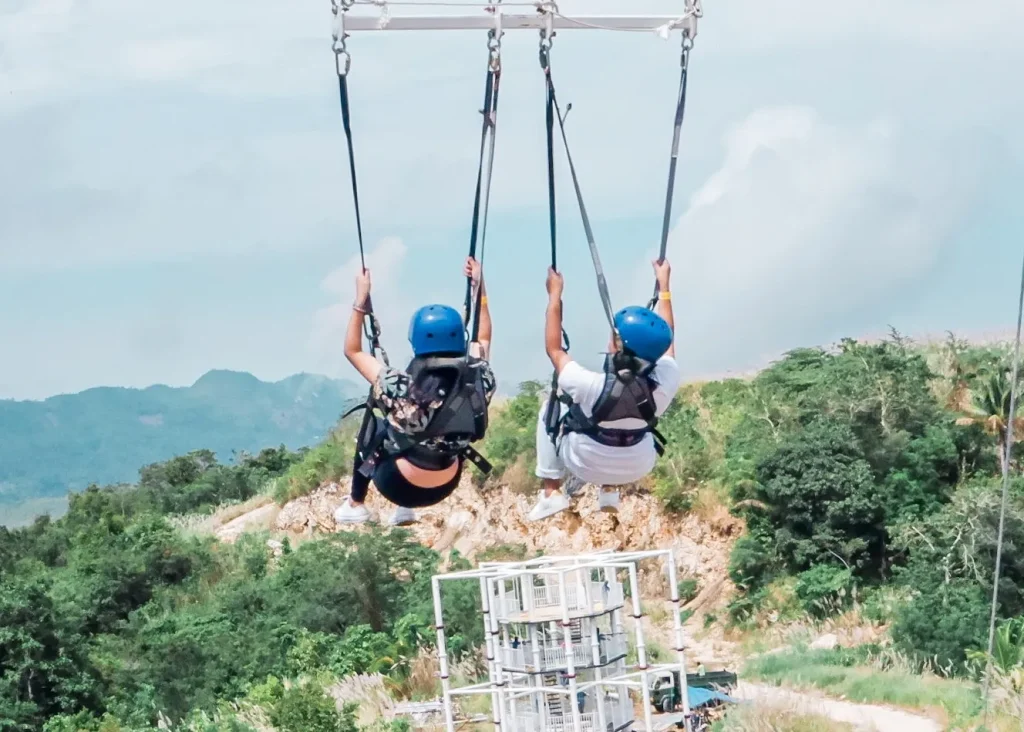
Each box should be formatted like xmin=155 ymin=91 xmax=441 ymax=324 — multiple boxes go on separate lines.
xmin=745 ymin=649 xmax=982 ymax=727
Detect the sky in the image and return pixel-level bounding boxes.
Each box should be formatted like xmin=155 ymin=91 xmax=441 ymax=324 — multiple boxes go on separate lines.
xmin=1 ymin=0 xmax=1022 ymax=400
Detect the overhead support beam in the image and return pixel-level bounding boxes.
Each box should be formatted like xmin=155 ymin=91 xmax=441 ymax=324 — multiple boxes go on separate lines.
xmin=341 ymin=13 xmax=689 ymax=33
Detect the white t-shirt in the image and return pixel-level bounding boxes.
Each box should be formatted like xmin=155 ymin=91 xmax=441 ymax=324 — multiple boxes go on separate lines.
xmin=557 ymin=356 xmax=681 ymax=486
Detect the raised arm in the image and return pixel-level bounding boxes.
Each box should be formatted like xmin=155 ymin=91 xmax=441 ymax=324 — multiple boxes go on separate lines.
xmin=545 ymin=268 xmax=572 ymax=374
xmin=466 ymin=256 xmax=491 ymax=360
xmin=653 ymin=259 xmax=675 ymax=359
xmin=344 ymin=269 xmax=383 ymax=384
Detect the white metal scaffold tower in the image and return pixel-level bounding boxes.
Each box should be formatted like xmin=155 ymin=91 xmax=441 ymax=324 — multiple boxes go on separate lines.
xmin=431 ymin=550 xmax=695 ymax=732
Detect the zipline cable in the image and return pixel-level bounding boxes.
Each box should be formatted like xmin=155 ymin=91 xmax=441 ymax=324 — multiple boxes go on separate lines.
xmin=464 ymin=30 xmax=502 ymax=344
xmin=982 ymin=249 xmax=1024 ymax=716
xmin=649 ymin=31 xmax=693 ymax=309
xmin=332 ymin=0 xmax=389 ymax=366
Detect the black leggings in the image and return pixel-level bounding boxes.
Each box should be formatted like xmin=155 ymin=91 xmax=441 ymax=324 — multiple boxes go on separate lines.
xmin=351 ymin=417 xmax=463 ymax=509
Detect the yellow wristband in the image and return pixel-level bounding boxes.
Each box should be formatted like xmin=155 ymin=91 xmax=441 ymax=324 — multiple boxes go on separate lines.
xmin=480 ymin=296 xmax=488 ymax=306
xmin=659 ymin=291 xmax=671 ymax=301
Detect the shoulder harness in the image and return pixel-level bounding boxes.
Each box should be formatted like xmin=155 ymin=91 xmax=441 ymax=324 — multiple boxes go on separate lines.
xmin=345 ymin=356 xmax=493 ymax=477
xmin=546 ymin=353 xmax=667 ymax=456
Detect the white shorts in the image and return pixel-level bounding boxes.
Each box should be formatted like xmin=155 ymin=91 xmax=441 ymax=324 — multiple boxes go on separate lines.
xmin=534 ymin=399 xmax=657 ymax=487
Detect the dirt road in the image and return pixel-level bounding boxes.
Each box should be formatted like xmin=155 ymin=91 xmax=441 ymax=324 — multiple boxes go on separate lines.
xmin=731 ymin=682 xmax=942 ymax=732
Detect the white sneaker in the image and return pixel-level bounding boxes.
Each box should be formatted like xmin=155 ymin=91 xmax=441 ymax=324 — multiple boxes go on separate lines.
xmin=389 ymin=506 xmax=418 ymax=527
xmin=334 ymin=498 xmax=372 ymax=525
xmin=598 ymin=490 xmax=620 ymax=513
xmin=526 ymin=491 xmax=571 ymax=522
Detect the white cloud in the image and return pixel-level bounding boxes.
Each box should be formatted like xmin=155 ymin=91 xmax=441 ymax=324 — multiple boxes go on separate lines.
xmin=2 ymin=0 xmax=1021 ymax=397
xmin=634 ymin=105 xmax=985 ymax=373
xmin=3 ymin=0 xmax=1021 ymax=272
xmin=309 ymin=236 xmax=413 ymax=375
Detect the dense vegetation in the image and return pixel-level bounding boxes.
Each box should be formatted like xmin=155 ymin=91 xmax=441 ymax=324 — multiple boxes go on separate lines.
xmin=0 ymin=370 xmax=359 ymax=524
xmin=710 ymin=335 xmax=1021 ymax=671
xmin=0 ymin=449 xmax=481 ymax=731
xmin=5 ymin=332 xmax=1024 ymax=729
xmin=481 ymin=334 xmax=1024 ymax=674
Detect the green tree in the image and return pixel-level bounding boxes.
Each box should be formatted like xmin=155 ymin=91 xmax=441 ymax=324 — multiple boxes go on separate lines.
xmin=891 ymin=479 xmax=1024 ymax=667
xmin=736 ymin=418 xmax=885 ymax=576
xmin=967 ymin=617 xmax=1024 ymax=673
xmin=0 ymin=577 xmax=100 ymax=730
xmin=957 ymin=369 xmax=1024 ymax=470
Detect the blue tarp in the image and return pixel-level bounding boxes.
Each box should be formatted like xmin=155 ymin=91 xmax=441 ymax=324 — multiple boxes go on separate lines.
xmin=687 ymin=686 xmax=734 ymax=709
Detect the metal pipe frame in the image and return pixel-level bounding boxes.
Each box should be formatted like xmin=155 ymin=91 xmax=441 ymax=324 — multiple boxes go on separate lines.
xmin=431 ymin=577 xmax=457 ymax=732
xmin=449 ymin=685 xmax=510 ymax=697
xmin=486 ymin=576 xmax=510 ymax=730
xmin=667 ymin=549 xmax=693 ymax=732
xmin=589 ymin=620 xmax=608 ymax=731
xmin=442 ymin=549 xmax=676 ymax=581
xmin=498 ymin=662 xmax=687 ymax=691
xmin=627 ymin=562 xmax=655 ymax=732
xmin=479 ymin=577 xmax=502 ymax=732
xmin=340 ymin=13 xmax=693 ymax=34
xmin=558 ymin=570 xmax=583 ymax=732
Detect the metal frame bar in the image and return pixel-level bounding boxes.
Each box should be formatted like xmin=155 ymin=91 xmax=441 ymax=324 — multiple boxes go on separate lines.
xmin=341 ymin=13 xmax=689 ymax=33
xmin=439 ymin=549 xmax=674 ymax=582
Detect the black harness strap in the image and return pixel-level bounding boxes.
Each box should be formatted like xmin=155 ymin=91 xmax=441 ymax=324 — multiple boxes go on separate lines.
xmin=335 ymin=49 xmax=388 ymax=366
xmin=344 ymin=399 xmax=495 ymax=477
xmin=337 ymin=73 xmax=365 ymax=272
xmin=543 ymin=41 xmax=557 ymax=274
xmin=648 ymin=34 xmax=693 ymax=310
xmin=464 ymin=32 xmax=502 ymax=345
xmin=558 ymin=358 xmax=668 ymax=456
xmin=540 ymin=36 xmax=570 ymax=441
xmin=539 ymin=41 xmax=616 ymax=335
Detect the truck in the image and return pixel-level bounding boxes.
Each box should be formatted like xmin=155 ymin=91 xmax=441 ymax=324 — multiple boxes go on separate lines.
xmin=649 ymin=668 xmax=738 ymax=714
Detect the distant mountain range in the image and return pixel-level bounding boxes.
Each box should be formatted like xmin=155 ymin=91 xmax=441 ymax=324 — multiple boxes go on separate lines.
xmin=0 ymin=370 xmax=361 ymax=526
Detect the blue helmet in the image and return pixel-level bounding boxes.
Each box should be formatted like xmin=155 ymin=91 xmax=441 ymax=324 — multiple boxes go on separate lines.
xmin=614 ymin=306 xmax=672 ymax=362
xmin=408 ymin=304 xmax=466 ymax=356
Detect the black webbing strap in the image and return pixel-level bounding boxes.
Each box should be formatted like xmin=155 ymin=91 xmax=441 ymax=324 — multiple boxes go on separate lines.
xmin=539 ymin=41 xmax=616 ymax=335
xmin=544 ymin=44 xmax=557 ymax=273
xmin=540 ymin=36 xmax=571 ymax=441
xmin=337 ymin=74 xmax=365 ymax=271
xmin=345 ymin=398 xmax=493 ymax=475
xmin=648 ymin=36 xmax=692 ymax=310
xmin=464 ymin=34 xmax=502 ymax=344
xmin=336 ymin=64 xmax=389 ymax=366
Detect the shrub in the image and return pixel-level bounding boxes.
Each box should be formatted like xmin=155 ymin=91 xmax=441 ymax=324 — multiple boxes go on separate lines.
xmin=891 ymin=578 xmax=990 ymax=670
xmin=478 ymin=543 xmax=530 ymax=563
xmin=678 ymin=578 xmax=700 ymax=603
xmin=275 ymin=422 xmax=358 ymax=504
xmin=269 ymin=684 xmax=356 ymax=732
xmin=794 ymin=565 xmax=854 ymax=618
xmin=477 ymin=381 xmax=543 ymax=487
xmin=652 ymin=401 xmax=711 ymax=513
xmin=728 ymin=534 xmax=779 ymax=591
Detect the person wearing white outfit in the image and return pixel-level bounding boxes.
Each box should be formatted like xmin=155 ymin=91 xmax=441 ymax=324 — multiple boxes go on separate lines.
xmin=527 ymin=259 xmax=680 ymax=522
